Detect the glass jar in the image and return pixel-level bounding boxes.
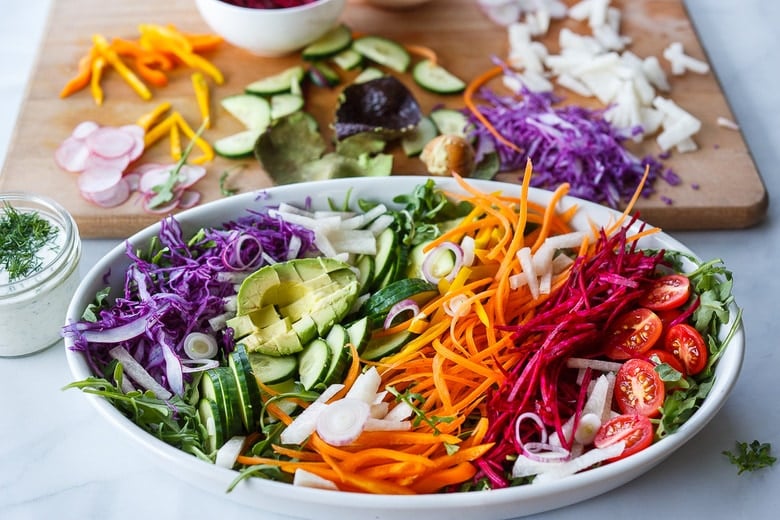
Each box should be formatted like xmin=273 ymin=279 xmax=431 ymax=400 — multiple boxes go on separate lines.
xmin=0 ymin=193 xmax=82 ymax=357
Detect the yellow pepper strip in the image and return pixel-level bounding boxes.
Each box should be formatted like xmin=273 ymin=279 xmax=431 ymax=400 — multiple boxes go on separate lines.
xmin=136 ymin=101 xmax=172 ymax=132
xmin=170 ymin=122 xmax=182 ymax=161
xmin=144 ymin=111 xmax=213 ymax=164
xmin=191 ymin=72 xmax=211 ymax=128
xmin=138 ymin=24 xmax=224 ymax=85
xmin=171 ymin=112 xmax=214 ymax=164
xmin=90 ymin=55 xmax=106 ymax=106
xmin=92 ymin=33 xmax=152 ymax=101
xmin=144 ymin=112 xmax=177 ymax=148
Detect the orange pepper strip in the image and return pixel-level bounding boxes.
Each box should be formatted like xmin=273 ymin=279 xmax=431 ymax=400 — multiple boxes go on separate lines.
xmin=138 ymin=24 xmax=224 ymax=85
xmin=183 ymin=32 xmax=224 ymax=53
xmin=60 ymin=47 xmax=96 ymax=98
xmin=89 ymin=55 xmax=106 ymax=106
xmin=92 ymin=34 xmax=152 ymax=101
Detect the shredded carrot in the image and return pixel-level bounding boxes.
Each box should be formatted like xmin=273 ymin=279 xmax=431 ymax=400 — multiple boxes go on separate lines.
xmin=404 ymin=44 xmax=438 ymax=65
xmin=463 ymin=65 xmax=523 ymax=153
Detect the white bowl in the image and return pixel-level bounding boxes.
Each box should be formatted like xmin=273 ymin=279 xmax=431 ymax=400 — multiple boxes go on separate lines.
xmin=361 ymin=0 xmax=435 ymax=9
xmin=194 ymin=0 xmax=347 ymax=57
xmin=64 ymin=177 xmax=744 ymax=520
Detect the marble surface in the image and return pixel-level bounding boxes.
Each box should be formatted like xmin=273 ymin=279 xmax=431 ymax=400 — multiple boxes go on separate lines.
xmin=1 ymin=1 xmax=778 ymax=518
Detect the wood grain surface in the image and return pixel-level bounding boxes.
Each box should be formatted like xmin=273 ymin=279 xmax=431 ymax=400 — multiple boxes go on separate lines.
xmin=0 ymin=0 xmax=768 ymax=237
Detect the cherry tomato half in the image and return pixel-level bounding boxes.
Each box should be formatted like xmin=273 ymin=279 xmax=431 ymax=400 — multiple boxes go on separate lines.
xmin=645 ymin=348 xmax=685 ymax=374
xmin=614 ymin=358 xmax=666 ymax=417
xmin=604 ymin=308 xmax=663 ymax=360
xmin=639 ymin=274 xmax=691 ymax=311
xmin=593 ymin=414 xmax=654 ymax=461
xmin=664 ymin=322 xmax=708 ymax=376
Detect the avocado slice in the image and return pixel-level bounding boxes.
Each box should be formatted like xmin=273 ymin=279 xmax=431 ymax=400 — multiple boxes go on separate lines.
xmin=231 ymin=258 xmax=359 ymax=356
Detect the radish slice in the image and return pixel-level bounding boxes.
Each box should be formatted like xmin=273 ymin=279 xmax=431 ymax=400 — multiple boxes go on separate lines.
xmin=78 ymin=166 xmax=124 ymax=197
xmin=142 ymin=192 xmax=181 ymax=214
xmin=84 ymin=151 xmax=131 ymax=173
xmin=119 ymin=124 xmax=146 ymax=161
xmin=177 ymin=164 xmax=208 ymax=188
xmin=72 ymin=120 xmax=100 ymax=140
xmin=86 ymin=126 xmax=137 ymax=159
xmin=138 ymin=165 xmax=175 ymax=193
xmin=316 ymin=398 xmax=370 ymax=446
xmin=55 ymin=136 xmax=91 ymax=173
xmin=86 ymin=177 xmax=131 ymax=208
xmin=178 ymin=190 xmax=202 ymax=209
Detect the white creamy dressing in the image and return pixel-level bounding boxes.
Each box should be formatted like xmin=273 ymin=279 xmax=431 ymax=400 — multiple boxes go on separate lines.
xmin=0 ymin=211 xmax=81 ymax=356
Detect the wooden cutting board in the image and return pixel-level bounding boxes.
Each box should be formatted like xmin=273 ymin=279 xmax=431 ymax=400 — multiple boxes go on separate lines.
xmin=0 ymin=0 xmax=767 ymax=238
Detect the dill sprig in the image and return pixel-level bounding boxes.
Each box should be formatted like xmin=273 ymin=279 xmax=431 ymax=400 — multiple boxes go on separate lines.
xmin=0 ymin=203 xmax=59 ymax=282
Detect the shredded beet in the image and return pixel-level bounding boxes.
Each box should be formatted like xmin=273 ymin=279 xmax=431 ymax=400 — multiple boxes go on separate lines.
xmin=474 ymin=220 xmax=667 ymax=488
xmin=219 ymin=0 xmax=319 ymax=8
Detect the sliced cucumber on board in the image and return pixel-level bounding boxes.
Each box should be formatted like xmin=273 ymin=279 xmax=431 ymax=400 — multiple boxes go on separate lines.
xmin=220 ymin=94 xmax=271 ymax=131
xmin=302 ymin=24 xmax=353 ymax=60
xmin=402 ymin=115 xmax=438 ymax=157
xmin=270 ymin=93 xmax=305 ymax=120
xmin=430 ymin=108 xmax=471 ymax=138
xmin=213 ymin=129 xmax=261 ymax=159
xmin=245 ymin=66 xmax=305 ymax=96
xmin=352 ymin=36 xmax=411 ymax=73
xmin=412 ymin=59 xmax=467 ymax=94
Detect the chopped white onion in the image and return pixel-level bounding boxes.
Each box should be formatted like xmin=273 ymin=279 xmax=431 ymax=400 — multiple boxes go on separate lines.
xmin=316 ymin=398 xmax=370 ymax=446
xmin=215 ymin=435 xmax=246 ymax=468
xmin=183 ymin=332 xmax=218 ymax=359
xmin=345 ymin=367 xmax=382 ymax=405
xmin=293 ymin=468 xmax=339 ymax=490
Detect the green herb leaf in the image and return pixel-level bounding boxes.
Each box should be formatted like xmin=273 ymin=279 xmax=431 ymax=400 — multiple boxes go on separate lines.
xmin=723 ymin=440 xmax=777 ymax=474
xmin=0 ymin=203 xmax=59 ymax=282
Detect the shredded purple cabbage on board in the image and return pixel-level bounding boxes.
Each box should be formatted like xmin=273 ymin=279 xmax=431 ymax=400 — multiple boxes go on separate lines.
xmin=467 ymin=86 xmax=671 ymax=208
xmin=63 ymin=207 xmax=318 ymax=392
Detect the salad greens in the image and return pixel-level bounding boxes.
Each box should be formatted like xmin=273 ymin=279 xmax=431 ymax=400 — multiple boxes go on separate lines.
xmin=723 ymin=440 xmax=777 ymax=475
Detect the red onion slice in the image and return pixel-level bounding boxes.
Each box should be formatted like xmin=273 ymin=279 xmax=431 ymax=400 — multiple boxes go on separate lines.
xmin=383 ymin=299 xmax=421 ymax=329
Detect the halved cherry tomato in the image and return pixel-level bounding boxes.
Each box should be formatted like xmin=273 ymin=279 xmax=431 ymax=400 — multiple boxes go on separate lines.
xmin=593 ymin=414 xmax=654 ymax=461
xmin=604 ymin=308 xmax=663 ymax=360
xmin=639 ymin=274 xmax=690 ymax=311
xmin=664 ymin=323 xmax=708 ymax=376
xmin=645 ymin=348 xmax=685 ymax=374
xmin=614 ymin=358 xmax=666 ymax=417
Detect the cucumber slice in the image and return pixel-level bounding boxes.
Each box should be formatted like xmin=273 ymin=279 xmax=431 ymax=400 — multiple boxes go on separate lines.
xmin=198 ymin=398 xmax=225 ymax=453
xmin=353 ymin=36 xmax=411 ymax=73
xmin=332 ymin=48 xmax=363 ymax=71
xmin=309 ymin=62 xmax=341 ymax=88
xmin=370 ymin=227 xmax=398 ymax=290
xmin=213 ymin=129 xmax=262 ymax=159
xmin=361 ymin=277 xmax=438 ymax=325
xmin=220 ymin=94 xmax=271 ymax=131
xmin=346 ymin=316 xmax=371 ymax=353
xmin=430 ymin=108 xmax=471 ymax=138
xmin=361 ymin=330 xmax=413 ymax=361
xmin=302 ymin=23 xmax=352 ymax=60
xmin=353 ymin=67 xmax=385 ymax=84
xmin=270 ymin=93 xmax=304 ymax=120
xmin=319 ymin=324 xmax=350 ymax=387
xmin=245 ymin=66 xmax=305 ymax=96
xmin=355 ymin=254 xmax=374 ymax=294
xmin=412 ymin=59 xmax=467 ymax=94
xmin=207 ymin=368 xmax=244 ymax=438
xmin=228 ymin=347 xmax=263 ymax=431
xmin=265 ymin=378 xmax=300 ymax=420
xmin=298 ymin=338 xmax=331 ymax=391
xmin=402 ymin=115 xmax=438 ymax=157
xmin=247 ymin=351 xmax=298 ymax=385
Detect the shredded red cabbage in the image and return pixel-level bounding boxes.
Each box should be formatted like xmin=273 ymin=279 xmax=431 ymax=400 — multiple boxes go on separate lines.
xmin=63 ymin=207 xmax=318 ymax=395
xmin=467 ymin=86 xmax=672 ymax=209
xmin=474 ymin=221 xmax=667 ymax=488
xmin=219 ymin=0 xmax=319 ymax=8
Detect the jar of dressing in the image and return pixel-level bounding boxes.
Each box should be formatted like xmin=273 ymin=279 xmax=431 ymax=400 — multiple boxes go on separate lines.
xmin=0 ymin=193 xmax=81 ymax=357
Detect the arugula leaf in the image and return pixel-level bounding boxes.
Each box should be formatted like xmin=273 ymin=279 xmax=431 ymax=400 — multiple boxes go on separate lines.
xmin=81 ymin=287 xmax=111 ymax=322
xmin=654 ymin=252 xmax=742 ymax=438
xmin=723 ymin=440 xmax=777 ymax=474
